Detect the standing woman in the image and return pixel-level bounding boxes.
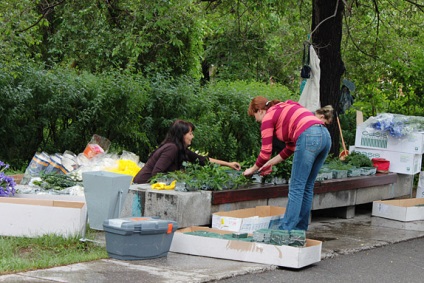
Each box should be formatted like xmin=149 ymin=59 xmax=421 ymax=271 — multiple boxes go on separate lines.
xmin=134 ymin=119 xmax=241 ymax=184
xmin=243 ymin=97 xmax=331 ymax=231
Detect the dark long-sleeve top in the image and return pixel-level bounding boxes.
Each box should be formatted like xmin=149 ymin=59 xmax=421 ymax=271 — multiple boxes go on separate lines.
xmin=133 ymin=142 xmax=207 ymax=184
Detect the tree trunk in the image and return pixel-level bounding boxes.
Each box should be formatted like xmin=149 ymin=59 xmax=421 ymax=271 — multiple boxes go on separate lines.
xmin=311 ymin=0 xmax=345 ymax=157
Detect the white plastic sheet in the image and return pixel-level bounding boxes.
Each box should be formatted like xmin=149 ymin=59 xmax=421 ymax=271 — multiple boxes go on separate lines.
xmin=298 ymin=45 xmax=321 ymax=112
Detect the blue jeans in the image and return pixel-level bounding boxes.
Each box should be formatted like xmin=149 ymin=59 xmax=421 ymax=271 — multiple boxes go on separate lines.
xmin=281 ymin=124 xmax=331 ymax=231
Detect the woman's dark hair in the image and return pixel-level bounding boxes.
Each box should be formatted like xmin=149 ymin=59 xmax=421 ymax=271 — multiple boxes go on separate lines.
xmin=160 ymin=120 xmax=194 ymax=149
xmin=151 ymin=119 xmax=194 ymax=167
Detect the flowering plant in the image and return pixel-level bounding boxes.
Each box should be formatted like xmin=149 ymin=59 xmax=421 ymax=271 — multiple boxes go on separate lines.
xmin=0 ymin=161 xmax=16 ymax=197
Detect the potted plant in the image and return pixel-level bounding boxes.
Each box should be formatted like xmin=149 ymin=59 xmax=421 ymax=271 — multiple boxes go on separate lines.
xmin=326 ymin=159 xmax=353 ymax=179
xmin=343 ymin=152 xmax=375 ymax=176
xmin=269 ymin=156 xmax=293 ymax=185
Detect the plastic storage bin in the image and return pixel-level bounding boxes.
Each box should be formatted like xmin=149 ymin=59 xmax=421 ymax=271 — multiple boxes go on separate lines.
xmin=103 ymin=217 xmax=178 ymax=260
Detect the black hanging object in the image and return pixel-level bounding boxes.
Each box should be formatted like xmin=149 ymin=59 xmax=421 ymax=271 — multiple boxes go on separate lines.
xmin=300 ymin=42 xmax=311 ymax=79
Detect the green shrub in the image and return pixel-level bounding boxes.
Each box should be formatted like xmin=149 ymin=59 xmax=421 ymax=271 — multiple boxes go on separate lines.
xmin=1 ymin=67 xmax=295 ymax=169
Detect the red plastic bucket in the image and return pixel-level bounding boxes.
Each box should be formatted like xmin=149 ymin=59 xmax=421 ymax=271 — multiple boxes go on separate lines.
xmin=371 ymin=158 xmax=390 ymax=173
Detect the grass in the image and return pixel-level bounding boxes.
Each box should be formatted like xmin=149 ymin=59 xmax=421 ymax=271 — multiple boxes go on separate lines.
xmin=0 ymin=229 xmax=108 ymax=275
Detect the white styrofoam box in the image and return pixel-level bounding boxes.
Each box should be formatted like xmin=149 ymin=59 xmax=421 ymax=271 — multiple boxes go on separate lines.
xmin=0 ymin=197 xmax=87 ymax=237
xmin=355 ymin=125 xmax=424 ymax=154
xmin=14 ymin=193 xmax=85 ymax=202
xmin=371 ymin=215 xmax=424 ymax=231
xmin=170 ymin=226 xmax=321 ymax=269
xmin=212 ymin=206 xmax=286 ymax=233
xmin=349 ymin=146 xmax=422 ymax=175
xmin=372 ymin=198 xmax=424 ymax=222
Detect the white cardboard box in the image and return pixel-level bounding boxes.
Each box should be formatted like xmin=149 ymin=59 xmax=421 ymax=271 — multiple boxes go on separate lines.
xmin=212 ymin=206 xmax=286 ymax=233
xmin=0 ymin=197 xmax=87 ymax=237
xmin=349 ymin=146 xmax=422 ymax=175
xmin=355 ymin=126 xmax=424 ymax=154
xmin=372 ymin=198 xmax=424 ymax=222
xmin=169 ymin=226 xmax=322 ymax=269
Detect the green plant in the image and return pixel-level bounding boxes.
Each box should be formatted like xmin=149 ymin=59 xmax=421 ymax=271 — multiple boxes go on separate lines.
xmin=271 ymin=156 xmax=293 ymax=181
xmin=149 ymin=161 xmax=251 ymax=191
xmin=326 ymin=159 xmax=354 ymax=170
xmin=344 ymin=152 xmax=373 ymax=168
xmin=31 ymin=172 xmax=82 ymax=191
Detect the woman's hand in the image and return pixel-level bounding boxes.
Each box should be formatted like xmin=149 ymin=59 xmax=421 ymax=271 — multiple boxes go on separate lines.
xmin=259 ymin=155 xmax=283 ymax=172
xmin=228 ymin=162 xmax=241 ymax=171
xmin=258 ymin=165 xmax=273 ymax=176
xmin=243 ymin=166 xmax=258 ymax=176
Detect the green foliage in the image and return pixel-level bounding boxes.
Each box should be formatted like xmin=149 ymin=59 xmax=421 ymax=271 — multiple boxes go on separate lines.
xmin=32 ymin=173 xmax=82 ymax=191
xmin=190 ymin=80 xmax=293 ymax=162
xmin=0 ymin=65 xmax=152 ymax=166
xmin=1 ymin=65 xmax=293 ymax=169
xmin=200 ymin=0 xmax=307 ymax=87
xmin=150 ymin=161 xmax=252 ymax=191
xmin=2 ymin=0 xmax=424 ymax=171
xmin=325 ymin=159 xmax=354 ymax=170
xmin=344 ymin=152 xmax=373 ymax=168
xmin=271 ymin=155 xmax=293 ymax=181
xmin=44 ymin=0 xmax=204 ymax=78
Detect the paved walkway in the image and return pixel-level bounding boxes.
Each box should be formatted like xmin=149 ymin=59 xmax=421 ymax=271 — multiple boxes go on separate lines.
xmin=2 ymin=205 xmax=424 ymax=283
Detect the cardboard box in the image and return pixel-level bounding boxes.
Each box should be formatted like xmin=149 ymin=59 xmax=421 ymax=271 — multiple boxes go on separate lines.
xmin=349 ymin=146 xmax=422 ymax=175
xmin=169 ymin=226 xmax=322 ymax=269
xmin=212 ymin=206 xmax=286 ymax=233
xmin=372 ymin=198 xmax=424 ymax=222
xmin=0 ymin=197 xmax=87 ymax=237
xmin=355 ymin=126 xmax=424 ymax=154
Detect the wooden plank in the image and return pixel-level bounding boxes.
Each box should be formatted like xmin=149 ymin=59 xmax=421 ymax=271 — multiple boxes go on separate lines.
xmin=313 ymin=173 xmax=398 ymax=194
xmin=212 ymin=173 xmax=398 ymax=205
xmin=212 ymin=184 xmax=289 ymax=205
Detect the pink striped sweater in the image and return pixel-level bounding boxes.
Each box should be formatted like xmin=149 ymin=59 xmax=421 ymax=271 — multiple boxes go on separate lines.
xmin=255 ymin=100 xmax=324 ymax=168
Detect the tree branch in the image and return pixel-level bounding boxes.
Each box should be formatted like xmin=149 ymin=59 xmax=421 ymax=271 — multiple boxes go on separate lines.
xmin=404 ymin=0 xmax=424 ymax=12
xmin=17 ymin=0 xmax=66 ymax=33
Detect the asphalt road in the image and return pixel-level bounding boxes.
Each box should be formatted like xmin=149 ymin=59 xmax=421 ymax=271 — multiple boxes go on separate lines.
xmin=215 ymin=236 xmax=424 ymax=283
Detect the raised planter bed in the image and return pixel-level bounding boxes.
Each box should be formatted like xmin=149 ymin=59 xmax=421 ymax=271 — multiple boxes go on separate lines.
xmin=126 ymin=173 xmax=410 ymax=228
xmin=211 ymin=173 xmax=398 ymax=205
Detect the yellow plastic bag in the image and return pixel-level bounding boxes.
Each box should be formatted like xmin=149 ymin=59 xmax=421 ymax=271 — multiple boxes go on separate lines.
xmin=107 ymin=159 xmax=141 ymax=179
xmin=151 ymin=180 xmax=176 ymax=190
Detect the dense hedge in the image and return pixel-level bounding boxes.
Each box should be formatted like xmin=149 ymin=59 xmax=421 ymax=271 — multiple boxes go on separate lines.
xmin=0 ymin=65 xmax=293 ymax=169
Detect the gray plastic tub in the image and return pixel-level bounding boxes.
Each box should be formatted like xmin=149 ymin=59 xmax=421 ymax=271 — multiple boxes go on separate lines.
xmin=103 ymin=217 xmax=178 ymax=260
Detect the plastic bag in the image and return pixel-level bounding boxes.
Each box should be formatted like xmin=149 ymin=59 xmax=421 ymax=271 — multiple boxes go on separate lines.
xmin=83 ymin=134 xmax=111 ymax=159
xmin=298 ymin=45 xmax=321 ymax=112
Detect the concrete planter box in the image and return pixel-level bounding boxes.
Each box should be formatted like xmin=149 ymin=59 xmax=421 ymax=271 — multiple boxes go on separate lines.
xmin=123 ymin=173 xmax=409 ymax=228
